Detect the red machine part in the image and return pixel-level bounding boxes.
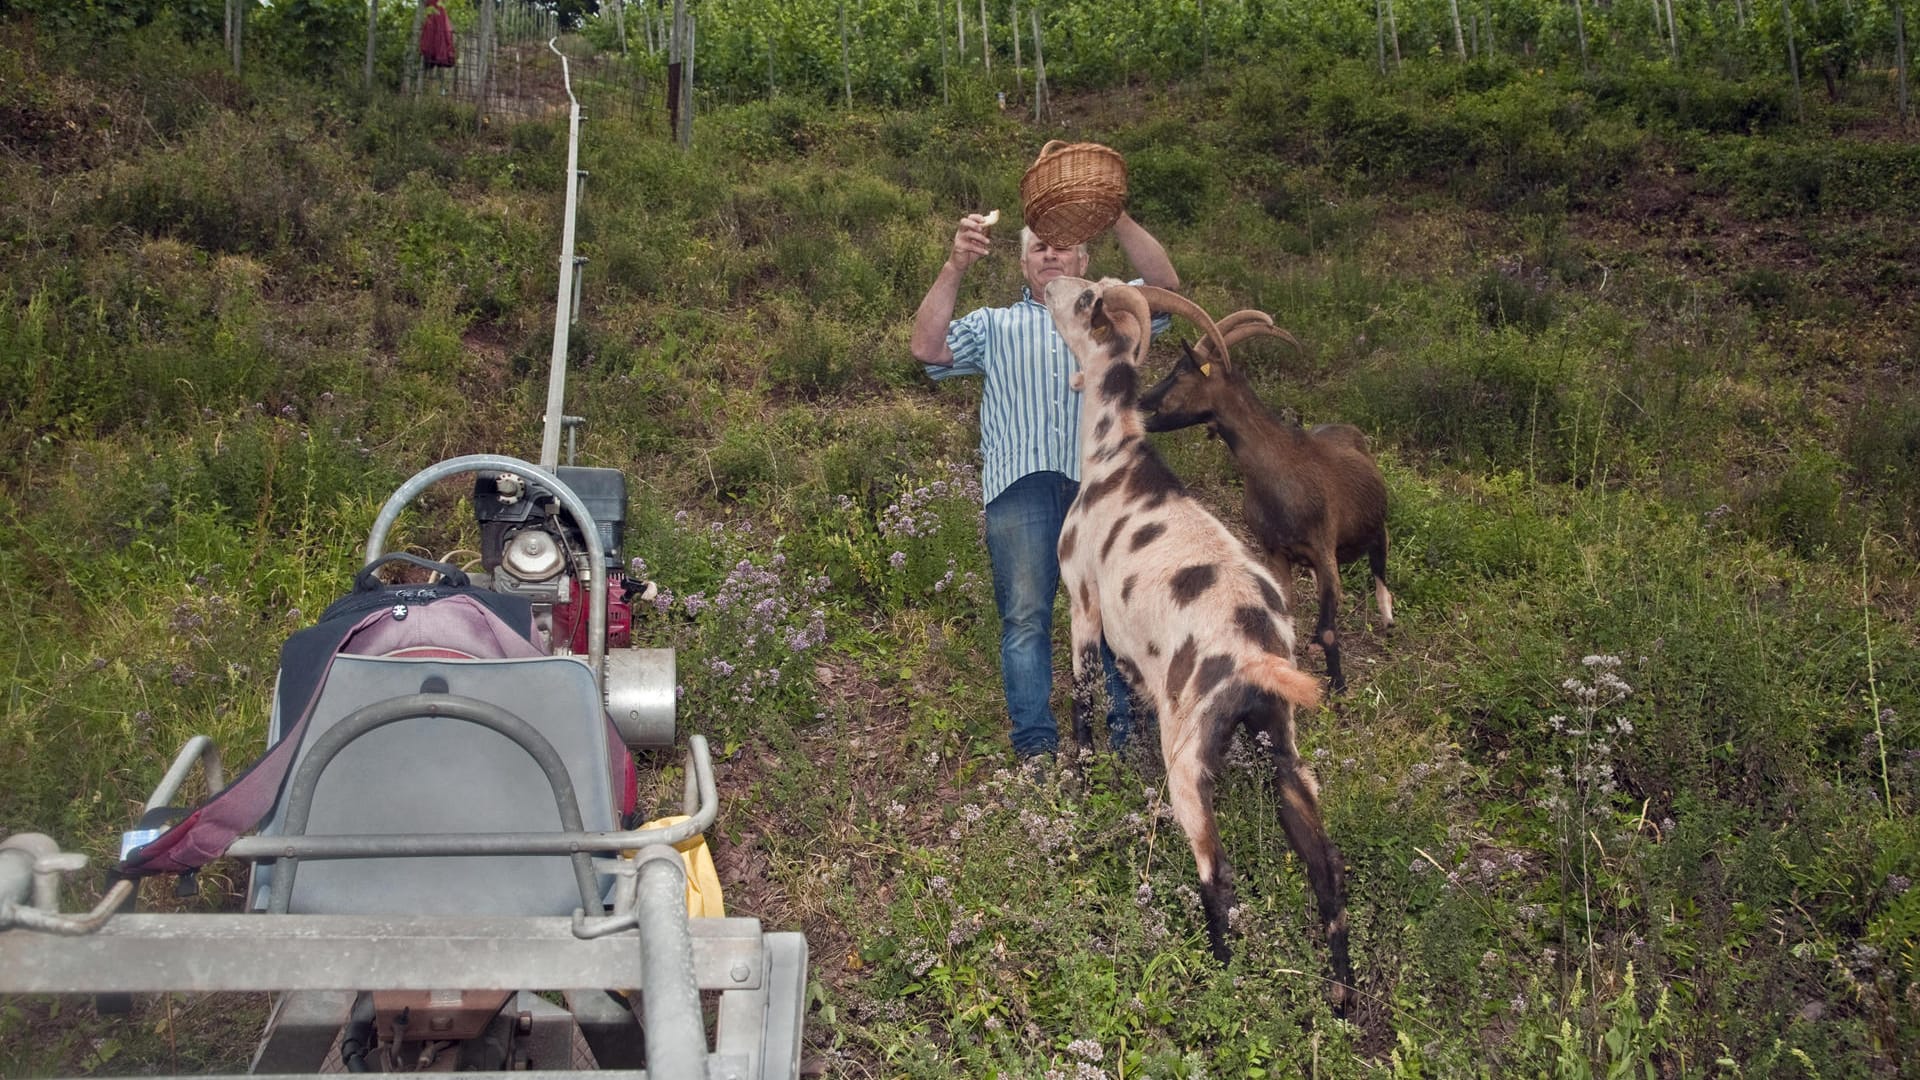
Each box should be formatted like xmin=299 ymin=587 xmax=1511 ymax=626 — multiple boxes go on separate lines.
xmin=550 ymin=591 xmax=633 ymax=655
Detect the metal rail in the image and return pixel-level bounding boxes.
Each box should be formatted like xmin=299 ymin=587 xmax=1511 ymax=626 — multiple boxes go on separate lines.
xmin=540 ymin=37 xmax=585 ymax=472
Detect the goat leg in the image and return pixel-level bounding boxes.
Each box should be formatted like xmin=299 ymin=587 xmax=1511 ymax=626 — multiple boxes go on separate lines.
xmin=1310 ymin=553 xmax=1346 ymax=694
xmin=1064 ymin=582 xmax=1105 ymax=752
xmin=1167 ymin=752 xmax=1238 ymax=963
xmin=1370 ymin=531 xmax=1395 ymax=629
xmin=1069 ymin=641 xmax=1100 ymax=751
xmin=1271 ymin=755 xmax=1353 ymax=1017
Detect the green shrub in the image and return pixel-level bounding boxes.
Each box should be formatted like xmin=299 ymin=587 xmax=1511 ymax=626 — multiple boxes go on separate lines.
xmin=1345 ymin=331 xmax=1581 ymax=478
xmin=1126 ymin=145 xmax=1218 ymax=227
xmin=1589 ymin=65 xmax=1790 ymax=134
xmin=765 ymin=304 xmax=857 ymax=398
xmin=389 ymin=173 xmax=543 ymax=318
xmin=188 ymin=413 xmax=391 ymax=537
xmin=878 ymin=111 xmax=931 ymax=157
xmin=1698 ymin=137 xmax=1920 ymax=217
xmin=1308 ymin=62 xmax=1474 ymax=182
xmin=1472 ymin=260 xmax=1557 ymax=332
xmin=1843 ymin=382 xmax=1920 ymax=540
xmin=94 ymin=113 xmax=347 ymax=258
xmin=1736 ymin=445 xmax=1866 ymax=558
xmin=712 ymin=96 xmax=824 ymax=159
xmin=704 ymin=417 xmax=778 ymax=500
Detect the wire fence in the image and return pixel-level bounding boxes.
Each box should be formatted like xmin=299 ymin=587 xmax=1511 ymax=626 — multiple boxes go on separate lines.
xmin=407 ymin=1 xmax=654 ymax=124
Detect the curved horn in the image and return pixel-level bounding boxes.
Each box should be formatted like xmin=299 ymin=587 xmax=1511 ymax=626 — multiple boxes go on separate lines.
xmin=1133 ymin=285 xmax=1229 ymax=372
xmin=1191 ymin=310 xmax=1304 ymax=367
xmin=1102 ymin=282 xmax=1154 ymax=354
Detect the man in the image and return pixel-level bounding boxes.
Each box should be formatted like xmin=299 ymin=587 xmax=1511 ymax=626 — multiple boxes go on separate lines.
xmin=910 ymin=209 xmax=1180 ymax=761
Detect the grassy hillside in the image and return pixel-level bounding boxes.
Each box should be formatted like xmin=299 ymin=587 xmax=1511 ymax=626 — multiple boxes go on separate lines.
xmin=2 ymin=17 xmax=1918 ymax=1078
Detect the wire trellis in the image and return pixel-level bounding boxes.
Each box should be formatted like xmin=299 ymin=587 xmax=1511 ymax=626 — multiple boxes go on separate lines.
xmin=408 ymin=1 xmax=654 ymax=124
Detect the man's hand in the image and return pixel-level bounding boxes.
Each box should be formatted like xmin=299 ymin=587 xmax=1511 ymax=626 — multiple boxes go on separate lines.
xmin=948 ymin=211 xmax=1000 ymax=273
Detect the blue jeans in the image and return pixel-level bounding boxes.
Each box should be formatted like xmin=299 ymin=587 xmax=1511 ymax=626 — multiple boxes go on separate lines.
xmin=984 ymin=470 xmax=1133 ymax=756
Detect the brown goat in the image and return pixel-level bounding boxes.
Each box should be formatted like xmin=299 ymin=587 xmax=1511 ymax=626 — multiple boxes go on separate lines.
xmin=1138 ymin=315 xmax=1392 ymax=694
xmin=1042 ymin=277 xmax=1353 ymax=1014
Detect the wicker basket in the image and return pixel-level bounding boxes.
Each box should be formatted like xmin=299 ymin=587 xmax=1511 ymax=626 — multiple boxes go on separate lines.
xmin=1020 ymin=141 xmax=1128 ymax=249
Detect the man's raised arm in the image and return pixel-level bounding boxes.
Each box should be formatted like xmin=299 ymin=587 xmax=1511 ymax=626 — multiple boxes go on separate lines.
xmin=1112 ymin=212 xmax=1179 ymax=292
xmin=911 ymin=212 xmax=997 ymax=366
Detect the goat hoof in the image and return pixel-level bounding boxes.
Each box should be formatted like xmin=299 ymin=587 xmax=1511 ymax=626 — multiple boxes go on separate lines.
xmin=1328 ymin=982 xmax=1353 ymax=1019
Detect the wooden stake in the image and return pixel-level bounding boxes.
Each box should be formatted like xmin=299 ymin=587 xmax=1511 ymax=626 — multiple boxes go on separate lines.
xmin=1030 ymin=6 xmax=1046 ymax=121
xmin=1012 ymin=1 xmax=1022 ymax=97
xmin=980 ymin=0 xmax=991 ymax=71
xmin=840 ymin=0 xmax=852 ymax=106
xmin=1895 ymin=0 xmax=1911 ymax=126
xmin=1782 ymin=0 xmax=1804 ymax=120
xmin=1375 ymin=0 xmax=1387 ymax=73
xmin=365 ymin=0 xmax=379 ymax=90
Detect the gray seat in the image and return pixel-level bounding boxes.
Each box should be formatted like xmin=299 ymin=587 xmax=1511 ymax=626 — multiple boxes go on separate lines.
xmin=250 ymin=655 xmax=618 ymax=916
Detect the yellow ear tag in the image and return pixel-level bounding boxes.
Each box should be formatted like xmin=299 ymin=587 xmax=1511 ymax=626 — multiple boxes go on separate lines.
xmin=1200 ymin=363 xmax=1213 ymax=377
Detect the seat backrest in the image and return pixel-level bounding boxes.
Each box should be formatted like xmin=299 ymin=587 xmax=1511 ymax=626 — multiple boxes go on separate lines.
xmin=252 ymin=653 xmax=619 ymax=916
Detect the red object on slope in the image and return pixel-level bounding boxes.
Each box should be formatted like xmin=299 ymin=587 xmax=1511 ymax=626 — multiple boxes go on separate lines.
xmin=420 ymin=0 xmax=456 ymax=69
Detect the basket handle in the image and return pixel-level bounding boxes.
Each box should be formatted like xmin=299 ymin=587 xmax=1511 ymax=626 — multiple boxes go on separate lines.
xmin=1039 ymin=139 xmax=1070 ymax=157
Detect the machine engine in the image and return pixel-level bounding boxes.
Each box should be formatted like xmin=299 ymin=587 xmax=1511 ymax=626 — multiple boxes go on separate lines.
xmin=474 ymin=466 xmax=634 ymax=653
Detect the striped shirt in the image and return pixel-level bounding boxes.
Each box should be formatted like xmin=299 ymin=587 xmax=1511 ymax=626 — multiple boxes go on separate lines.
xmin=927 ymin=282 xmax=1170 ymax=505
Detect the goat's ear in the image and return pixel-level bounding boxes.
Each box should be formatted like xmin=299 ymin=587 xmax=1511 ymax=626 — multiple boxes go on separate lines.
xmin=1087 ymin=294 xmax=1115 ymax=343
xmin=1179 ymin=339 xmax=1216 ymax=378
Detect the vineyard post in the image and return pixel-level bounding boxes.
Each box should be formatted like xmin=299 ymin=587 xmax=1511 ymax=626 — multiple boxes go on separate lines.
xmin=669 ymin=0 xmax=685 ymax=142
xmin=685 ymin=14 xmax=696 ymax=148
xmin=614 ymin=0 xmax=626 ymax=54
xmin=1484 ymin=0 xmax=1495 ymax=54
xmin=365 ymin=0 xmax=378 ymax=90
xmin=980 ymin=0 xmax=991 ymax=72
xmin=768 ymin=30 xmax=776 ymax=96
xmin=840 ymin=1 xmax=852 ymax=106
xmin=957 ymin=0 xmax=966 ymax=58
xmin=1011 ymin=1 xmax=1023 ymax=97
xmin=1386 ymin=0 xmax=1402 ymax=66
xmin=1201 ymin=0 xmax=1211 ymax=69
xmin=1030 ymin=6 xmax=1047 ymax=120
xmin=1665 ymin=0 xmax=1678 ymax=61
xmin=1573 ymin=0 xmax=1590 ymax=72
xmin=1375 ymin=0 xmax=1387 ymax=72
xmin=409 ymin=0 xmax=426 ymax=92
xmin=477 ymin=0 xmax=496 ymax=112
xmin=1781 ymin=0 xmax=1804 ymax=120
xmin=230 ymin=0 xmax=244 ymax=77
xmin=1896 ymin=0 xmax=1911 ymax=126
xmin=940 ymin=1 xmax=951 ymax=105
xmin=1449 ymin=0 xmax=1467 ymax=58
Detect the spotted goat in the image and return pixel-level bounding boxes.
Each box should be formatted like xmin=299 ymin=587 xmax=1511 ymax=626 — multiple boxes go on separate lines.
xmin=1041 ymin=276 xmax=1352 ymax=1012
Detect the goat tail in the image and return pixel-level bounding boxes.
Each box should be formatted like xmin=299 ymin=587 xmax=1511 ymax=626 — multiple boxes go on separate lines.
xmin=1249 ymin=655 xmax=1323 ymax=711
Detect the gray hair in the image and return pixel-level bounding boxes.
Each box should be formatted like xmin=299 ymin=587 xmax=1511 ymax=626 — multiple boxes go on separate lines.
xmin=1020 ymin=226 xmax=1088 ymax=260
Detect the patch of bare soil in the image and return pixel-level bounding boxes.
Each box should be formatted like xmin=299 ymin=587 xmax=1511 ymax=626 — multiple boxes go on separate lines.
xmin=1572 ymin=163 xmax=1917 ymax=322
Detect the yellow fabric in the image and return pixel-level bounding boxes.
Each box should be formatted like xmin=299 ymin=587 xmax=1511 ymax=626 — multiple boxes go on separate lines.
xmin=636 ymin=815 xmax=725 ymax=919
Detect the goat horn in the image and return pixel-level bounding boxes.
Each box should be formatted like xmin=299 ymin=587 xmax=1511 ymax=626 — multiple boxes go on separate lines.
xmin=1133 ymin=285 xmax=1230 ymax=373
xmin=1190 ymin=310 xmax=1304 ymax=368
xmin=1103 ymin=281 xmax=1154 ymax=355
